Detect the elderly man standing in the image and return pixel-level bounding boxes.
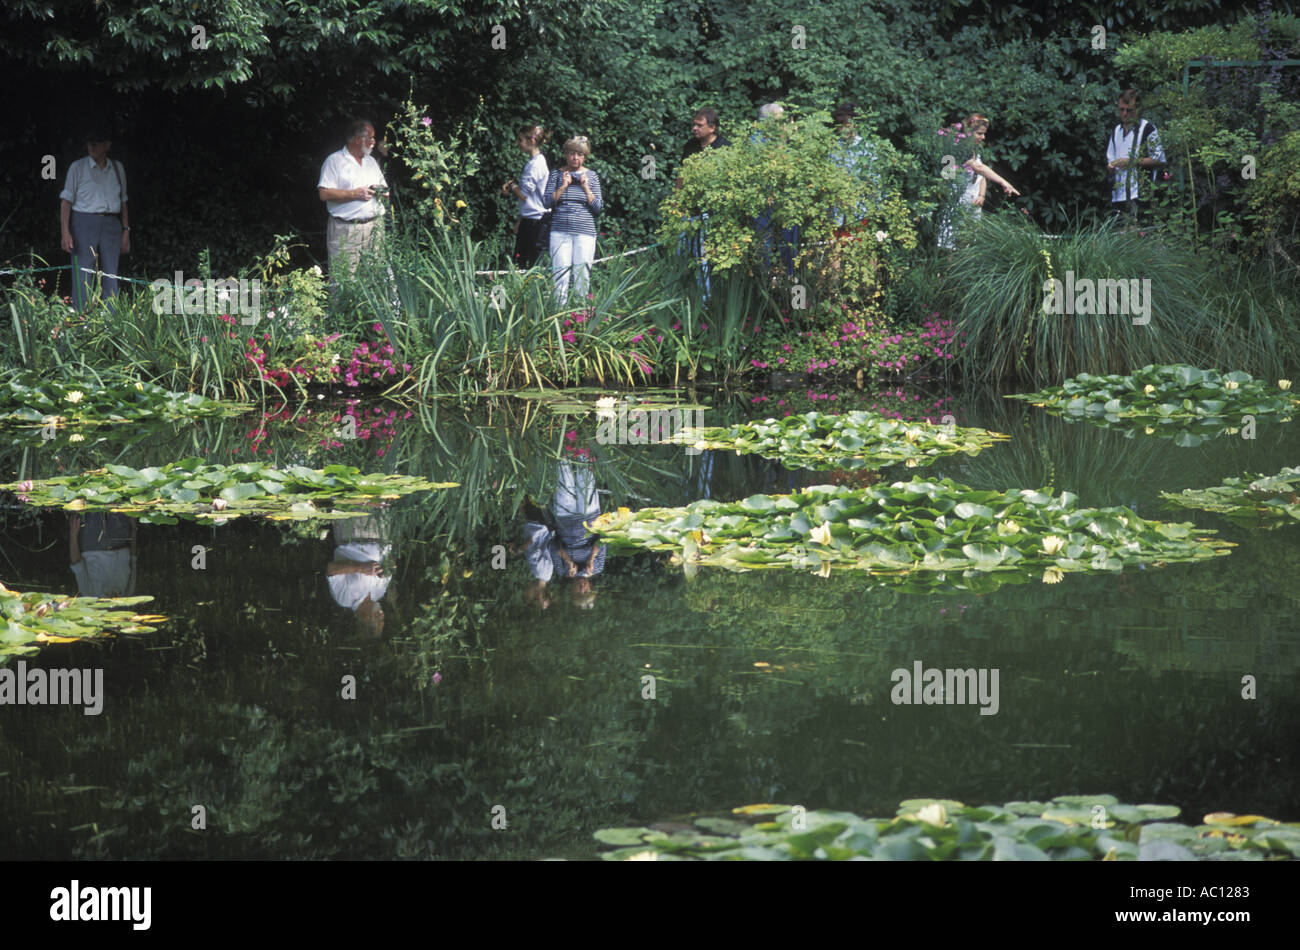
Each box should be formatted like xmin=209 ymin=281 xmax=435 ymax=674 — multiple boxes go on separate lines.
xmin=318 ymin=119 xmax=389 ymax=283
xmin=59 ymin=128 xmax=129 ymax=312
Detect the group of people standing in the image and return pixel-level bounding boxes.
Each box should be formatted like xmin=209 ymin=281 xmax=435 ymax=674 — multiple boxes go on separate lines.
xmin=500 ymin=126 xmax=604 ymax=303
xmin=54 ymin=89 xmax=1167 ymax=313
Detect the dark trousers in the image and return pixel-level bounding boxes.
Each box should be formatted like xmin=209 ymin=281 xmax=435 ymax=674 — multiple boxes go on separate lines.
xmin=514 ymin=216 xmax=547 ymax=267
xmin=69 ymin=210 xmax=123 ymax=311
xmin=1110 ymin=199 xmax=1151 ymax=227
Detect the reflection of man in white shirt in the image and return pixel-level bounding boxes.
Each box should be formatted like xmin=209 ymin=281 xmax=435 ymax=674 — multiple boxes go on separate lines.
xmin=326 ymin=511 xmax=392 ymax=636
xmin=317 ymin=119 xmax=389 ymax=280
xmin=1106 ymin=90 xmax=1165 ymax=222
xmin=68 ymin=513 xmax=137 ymax=598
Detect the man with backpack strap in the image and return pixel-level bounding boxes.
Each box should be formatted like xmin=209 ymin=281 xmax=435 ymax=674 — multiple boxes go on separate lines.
xmin=59 ymin=128 xmax=130 ymax=312
xmin=1106 ymin=89 xmax=1166 ymax=226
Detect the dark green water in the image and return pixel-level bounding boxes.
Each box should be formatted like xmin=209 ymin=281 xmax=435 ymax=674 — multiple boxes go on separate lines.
xmin=2 ymin=389 xmax=1298 ymax=859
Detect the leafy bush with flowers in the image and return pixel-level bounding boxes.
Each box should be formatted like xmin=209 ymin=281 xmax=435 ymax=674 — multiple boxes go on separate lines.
xmin=240 ymin=399 xmax=415 ymax=461
xmin=746 ymin=385 xmax=957 ymax=424
xmin=747 ymin=303 xmax=963 ymax=383
xmin=390 ymin=95 xmax=486 ymax=229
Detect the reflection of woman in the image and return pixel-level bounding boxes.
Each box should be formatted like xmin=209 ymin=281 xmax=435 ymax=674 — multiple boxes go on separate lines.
xmin=511 ymin=497 xmax=555 ymax=610
xmin=501 ymin=124 xmax=551 ymax=268
xmin=68 ymin=512 xmax=136 ymax=597
xmin=550 ymin=458 xmax=605 ymax=608
xmin=326 ymin=510 xmax=393 ymax=636
xmin=544 ymin=136 xmax=603 ymax=303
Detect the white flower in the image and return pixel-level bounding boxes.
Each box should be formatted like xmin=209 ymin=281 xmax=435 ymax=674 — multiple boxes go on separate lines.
xmin=65 ymin=391 xmax=84 ymax=404
xmin=1041 ymin=535 xmax=1065 ymax=555
xmin=1224 ymin=379 xmax=1239 ymax=391
xmin=1280 ymin=379 xmax=1292 ymax=391
xmin=1042 ymin=566 xmax=1064 ymax=584
xmin=212 ymin=498 xmax=228 ymax=511
xmin=875 ymin=230 xmax=888 ymax=242
xmin=312 ymin=265 xmax=323 ymax=277
xmin=69 ymin=433 xmax=85 ymax=443
xmin=917 ymin=803 xmax=946 ymax=826
xmin=1143 ymin=384 xmax=1156 ymax=394
xmin=810 ymin=522 xmax=833 ymax=545
xmin=996 ymin=519 xmax=1020 ymax=536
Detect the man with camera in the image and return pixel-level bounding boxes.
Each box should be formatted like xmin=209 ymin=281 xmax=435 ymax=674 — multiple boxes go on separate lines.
xmin=318 ymin=119 xmax=390 ymax=280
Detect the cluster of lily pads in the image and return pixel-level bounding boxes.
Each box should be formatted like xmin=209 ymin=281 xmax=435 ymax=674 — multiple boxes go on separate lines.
xmin=1162 ymin=466 xmax=1300 ymax=529
xmin=0 ymin=370 xmax=245 ymax=428
xmin=595 ymin=796 xmax=1300 ymax=860
xmin=1 ymin=460 xmax=456 ymax=525
xmin=1 ymin=581 xmax=165 ymax=661
xmin=1007 ymin=364 xmax=1296 ymax=446
xmin=589 ymin=478 xmax=1231 ymax=581
xmin=665 ymin=411 xmax=1008 ymax=470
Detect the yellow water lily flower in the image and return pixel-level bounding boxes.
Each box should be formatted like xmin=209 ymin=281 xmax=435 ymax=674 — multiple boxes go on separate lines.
xmin=1224 ymin=379 xmax=1239 ymax=391
xmin=1042 ymin=566 xmax=1064 ymax=584
xmin=1279 ymin=379 xmax=1292 ymax=390
xmin=1144 ymin=426 xmax=1155 ymax=435
xmin=1143 ymin=384 xmax=1156 ymax=394
xmin=65 ymin=391 xmax=84 ymax=403
xmin=1041 ymin=535 xmax=1065 ymax=555
xmin=810 ymin=522 xmax=833 ymax=546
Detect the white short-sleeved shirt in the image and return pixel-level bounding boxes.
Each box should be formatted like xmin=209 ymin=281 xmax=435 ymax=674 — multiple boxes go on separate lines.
xmin=317 ymin=147 xmax=388 ymax=220
xmin=1107 ymin=120 xmax=1165 ymax=203
xmin=518 ymin=153 xmax=550 ymax=220
xmin=327 ymin=541 xmax=392 ymax=610
xmin=71 ymin=549 xmax=135 ymax=598
xmin=59 ymin=156 xmax=127 ymax=213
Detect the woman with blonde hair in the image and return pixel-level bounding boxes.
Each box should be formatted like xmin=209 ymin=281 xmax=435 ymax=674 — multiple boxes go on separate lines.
xmin=544 ymin=136 xmax=604 ymax=303
xmin=501 ymin=123 xmax=551 ymax=267
xmin=937 ymin=113 xmax=1020 ymax=250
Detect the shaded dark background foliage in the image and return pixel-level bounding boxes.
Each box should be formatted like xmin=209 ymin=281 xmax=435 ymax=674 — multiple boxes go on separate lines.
xmin=1 ymin=0 xmax=1279 ymax=280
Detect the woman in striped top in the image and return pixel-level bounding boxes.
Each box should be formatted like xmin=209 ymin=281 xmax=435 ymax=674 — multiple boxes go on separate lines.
xmin=545 ymin=136 xmax=603 ymax=304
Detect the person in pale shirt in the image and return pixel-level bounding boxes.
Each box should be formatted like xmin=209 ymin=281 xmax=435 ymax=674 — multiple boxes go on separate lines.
xmin=68 ymin=513 xmax=137 ymax=598
xmin=317 ymin=119 xmax=390 ymax=282
xmin=326 ymin=510 xmax=393 ymax=637
xmin=1106 ymin=89 xmax=1166 ymax=226
xmin=59 ymin=128 xmax=130 ymax=312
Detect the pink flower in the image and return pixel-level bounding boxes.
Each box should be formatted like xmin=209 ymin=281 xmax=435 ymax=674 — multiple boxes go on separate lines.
xmin=421 ymin=117 xmax=432 ymax=128
xmin=432 ymin=671 xmax=442 ymax=684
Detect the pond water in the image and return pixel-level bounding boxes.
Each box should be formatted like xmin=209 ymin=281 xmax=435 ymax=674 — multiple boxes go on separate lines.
xmin=2 ymin=386 xmax=1298 ymax=859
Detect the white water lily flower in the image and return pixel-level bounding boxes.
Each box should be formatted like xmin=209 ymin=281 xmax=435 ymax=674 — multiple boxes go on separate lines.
xmin=68 ymin=433 xmax=84 ymax=443
xmin=1042 ymin=566 xmax=1064 ymax=584
xmin=996 ymin=519 xmax=1020 ymax=536
xmin=64 ymin=391 xmax=84 ymax=404
xmin=1144 ymin=426 xmax=1155 ymax=435
xmin=1224 ymin=379 xmax=1239 ymax=391
xmin=1041 ymin=535 xmax=1066 ymax=555
xmin=134 ymin=382 xmax=144 ymax=391
xmin=917 ymin=803 xmax=946 ymax=826
xmin=816 ymin=559 xmax=832 ymax=579
xmin=212 ymin=498 xmax=228 ymax=511
xmin=1143 ymin=384 xmax=1156 ymax=394
xmin=1280 ymin=379 xmax=1293 ymax=391
xmin=810 ymin=522 xmax=833 ymax=546
xmin=905 ymin=458 xmax=919 ymax=468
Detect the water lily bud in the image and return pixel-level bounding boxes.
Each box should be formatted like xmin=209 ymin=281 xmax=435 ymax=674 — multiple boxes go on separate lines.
xmin=1224 ymin=379 xmax=1239 ymax=391
xmin=810 ymin=522 xmax=833 ymax=546
xmin=1280 ymin=379 xmax=1292 ymax=390
xmin=212 ymin=498 xmax=228 ymax=511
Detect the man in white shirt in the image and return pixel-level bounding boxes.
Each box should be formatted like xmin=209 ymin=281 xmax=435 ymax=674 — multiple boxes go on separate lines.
xmin=317 ymin=119 xmax=389 ymax=282
xmin=1106 ymin=89 xmax=1166 ymax=225
xmin=59 ymin=129 xmax=130 ymax=312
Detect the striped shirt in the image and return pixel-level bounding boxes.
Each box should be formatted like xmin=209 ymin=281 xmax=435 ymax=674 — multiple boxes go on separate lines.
xmin=544 ymin=167 xmax=603 ymax=236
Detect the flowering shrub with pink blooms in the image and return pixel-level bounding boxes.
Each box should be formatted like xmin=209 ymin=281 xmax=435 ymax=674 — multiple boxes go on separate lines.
xmin=748 ymin=305 xmax=963 ymax=383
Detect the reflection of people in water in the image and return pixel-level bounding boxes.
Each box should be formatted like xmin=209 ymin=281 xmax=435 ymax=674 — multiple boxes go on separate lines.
xmin=68 ymin=512 xmax=136 ymax=597
xmin=511 ymin=497 xmax=555 ymax=610
xmin=326 ymin=510 xmax=393 ymax=636
xmin=551 ymin=458 xmax=605 ymax=609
